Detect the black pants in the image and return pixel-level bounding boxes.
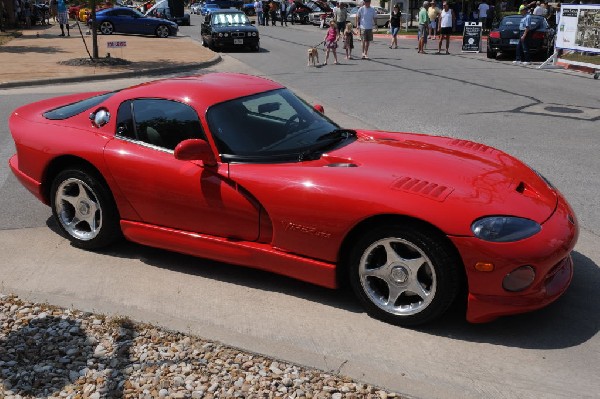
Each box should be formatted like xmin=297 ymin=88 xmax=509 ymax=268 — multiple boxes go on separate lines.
xmin=270 ymin=11 xmax=276 ymax=25
xmin=280 ymin=11 xmax=287 ymax=25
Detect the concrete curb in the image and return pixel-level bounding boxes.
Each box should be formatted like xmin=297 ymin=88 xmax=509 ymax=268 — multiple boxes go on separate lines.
xmin=0 ymin=54 xmax=222 ymax=89
xmin=555 ymin=60 xmax=599 ymax=76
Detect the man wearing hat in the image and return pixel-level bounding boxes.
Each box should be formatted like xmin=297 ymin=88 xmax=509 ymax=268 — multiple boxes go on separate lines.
xmin=514 ymin=4 xmax=532 ymax=65
xmin=356 ymin=0 xmax=377 ymax=59
xmin=418 ymin=1 xmax=430 ymax=54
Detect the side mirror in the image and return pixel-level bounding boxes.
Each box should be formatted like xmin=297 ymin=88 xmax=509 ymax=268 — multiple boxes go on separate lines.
xmin=89 ymin=108 xmax=110 ymax=127
xmin=174 ymin=139 xmax=217 ymax=167
xmin=313 ymin=104 xmax=324 ymax=114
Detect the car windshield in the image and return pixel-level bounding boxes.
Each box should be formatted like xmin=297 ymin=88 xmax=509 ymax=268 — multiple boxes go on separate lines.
xmin=500 ymin=15 xmax=546 ymax=29
xmin=206 ymin=89 xmax=352 ymax=162
xmin=212 ymin=12 xmax=250 ymax=25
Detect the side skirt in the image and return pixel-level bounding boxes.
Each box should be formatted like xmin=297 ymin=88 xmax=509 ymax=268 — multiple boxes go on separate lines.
xmin=121 ymin=220 xmax=338 ymax=289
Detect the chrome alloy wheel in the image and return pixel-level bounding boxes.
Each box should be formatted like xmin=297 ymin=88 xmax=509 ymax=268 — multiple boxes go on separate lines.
xmin=54 ymin=178 xmax=102 ymax=242
xmin=359 ymin=238 xmax=437 ymax=316
xmin=99 ymin=21 xmax=113 ymax=35
xmin=156 ymin=25 xmax=169 ymax=38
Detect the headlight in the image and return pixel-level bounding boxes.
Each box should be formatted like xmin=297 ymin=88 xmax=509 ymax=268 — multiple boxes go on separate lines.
xmin=471 ymin=216 xmax=541 ymax=242
xmin=218 ymin=32 xmax=223 ymax=37
xmin=503 ymin=266 xmax=536 ymax=292
xmin=224 ymin=33 xmax=229 ymax=37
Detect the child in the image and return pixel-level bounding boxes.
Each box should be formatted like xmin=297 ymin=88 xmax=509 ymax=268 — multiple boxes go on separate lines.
xmin=323 ymin=20 xmax=339 ymax=65
xmin=343 ymin=22 xmax=354 ymax=60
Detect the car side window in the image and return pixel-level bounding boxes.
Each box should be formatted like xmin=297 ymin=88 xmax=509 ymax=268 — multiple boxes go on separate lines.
xmin=116 ymin=99 xmax=206 ymax=151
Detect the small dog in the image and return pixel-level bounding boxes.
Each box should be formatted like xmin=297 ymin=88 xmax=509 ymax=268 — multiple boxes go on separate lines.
xmin=307 ymin=47 xmax=320 ymax=67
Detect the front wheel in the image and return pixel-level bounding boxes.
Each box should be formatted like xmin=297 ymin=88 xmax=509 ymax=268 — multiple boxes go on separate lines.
xmin=156 ymin=24 xmax=170 ymax=38
xmin=347 ymin=224 xmax=461 ymax=326
xmin=50 ymin=169 xmax=121 ymax=250
xmin=99 ymin=21 xmax=114 ymax=35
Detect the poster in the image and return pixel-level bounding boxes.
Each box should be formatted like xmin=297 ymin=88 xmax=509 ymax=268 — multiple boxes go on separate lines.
xmin=462 ymin=22 xmax=482 ymax=53
xmin=556 ymin=4 xmax=600 ymax=54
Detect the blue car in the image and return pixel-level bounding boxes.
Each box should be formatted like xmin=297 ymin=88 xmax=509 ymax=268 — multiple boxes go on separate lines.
xmin=92 ymin=7 xmax=179 ymax=38
xmin=200 ymin=3 xmax=221 ymax=15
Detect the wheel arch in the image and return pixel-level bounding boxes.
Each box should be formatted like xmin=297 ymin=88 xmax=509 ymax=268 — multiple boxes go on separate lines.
xmin=337 ymin=214 xmax=466 ymax=289
xmin=42 ymin=155 xmax=112 ymax=206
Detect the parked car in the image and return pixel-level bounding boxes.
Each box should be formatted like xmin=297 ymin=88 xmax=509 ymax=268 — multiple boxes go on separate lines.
xmin=8 ymin=73 xmax=578 ymax=326
xmin=91 ymin=7 xmax=179 ymax=38
xmin=306 ymin=0 xmax=332 ymax=25
xmin=487 ymin=15 xmax=555 ymax=59
xmin=200 ymin=10 xmax=260 ymax=51
xmin=145 ymin=0 xmax=191 ymax=26
xmin=190 ymin=2 xmax=203 ymax=14
xmin=346 ymin=5 xmax=390 ymax=28
xmin=242 ymin=3 xmax=256 ymax=16
xmin=201 ymin=3 xmax=221 ymax=15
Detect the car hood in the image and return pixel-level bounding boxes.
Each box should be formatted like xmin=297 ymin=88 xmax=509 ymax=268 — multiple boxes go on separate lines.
xmin=228 ymin=130 xmax=558 ymax=236
xmin=211 ymin=24 xmax=258 ymax=32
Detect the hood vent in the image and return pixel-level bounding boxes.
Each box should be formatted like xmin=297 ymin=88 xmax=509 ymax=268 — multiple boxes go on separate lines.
xmin=450 ymin=139 xmax=494 ymax=153
xmin=325 ymin=163 xmax=358 ymax=168
xmin=392 ymin=177 xmax=453 ymax=202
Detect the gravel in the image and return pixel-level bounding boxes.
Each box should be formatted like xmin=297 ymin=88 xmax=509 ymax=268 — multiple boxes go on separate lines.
xmin=0 ymin=294 xmax=402 ymax=399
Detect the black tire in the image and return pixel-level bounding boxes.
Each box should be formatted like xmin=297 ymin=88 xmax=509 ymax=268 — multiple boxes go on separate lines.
xmin=156 ymin=24 xmax=170 ymax=38
xmin=99 ymin=21 xmax=114 ymax=35
xmin=254 ymin=42 xmax=260 ymax=52
xmin=486 ymin=48 xmax=497 ymax=59
xmin=347 ymin=223 xmax=461 ymax=326
xmin=50 ymin=168 xmax=121 ymax=250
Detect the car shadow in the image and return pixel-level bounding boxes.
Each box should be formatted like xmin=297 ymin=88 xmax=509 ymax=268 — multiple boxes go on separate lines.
xmin=45 ymin=218 xmax=599 ymax=349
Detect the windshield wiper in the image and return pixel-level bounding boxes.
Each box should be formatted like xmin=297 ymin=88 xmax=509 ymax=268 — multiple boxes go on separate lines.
xmin=298 ymin=129 xmax=356 ymax=161
xmin=316 ymin=129 xmax=356 ymax=142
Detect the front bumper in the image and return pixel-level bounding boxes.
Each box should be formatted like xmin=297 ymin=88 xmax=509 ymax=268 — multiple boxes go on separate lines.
xmin=212 ymin=36 xmax=259 ymax=48
xmin=450 ymin=193 xmax=579 ymax=323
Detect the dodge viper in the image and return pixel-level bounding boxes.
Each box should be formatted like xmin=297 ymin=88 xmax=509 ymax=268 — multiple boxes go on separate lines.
xmin=8 ymin=73 xmax=578 ymax=326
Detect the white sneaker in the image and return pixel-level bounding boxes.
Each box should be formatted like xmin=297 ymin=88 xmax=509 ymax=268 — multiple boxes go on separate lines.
xmin=522 ymin=62 xmax=530 ymax=65
xmin=512 ymin=60 xmax=521 ymax=64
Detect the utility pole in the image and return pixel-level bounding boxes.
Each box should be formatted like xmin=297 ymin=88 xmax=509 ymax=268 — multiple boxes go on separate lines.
xmin=91 ymin=0 xmax=98 ymax=58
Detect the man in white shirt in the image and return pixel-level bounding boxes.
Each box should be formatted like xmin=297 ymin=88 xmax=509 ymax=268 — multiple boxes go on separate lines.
xmin=356 ymin=0 xmax=377 ymax=59
xmin=533 ymin=1 xmax=544 ymax=15
xmin=478 ymin=0 xmax=489 ymax=30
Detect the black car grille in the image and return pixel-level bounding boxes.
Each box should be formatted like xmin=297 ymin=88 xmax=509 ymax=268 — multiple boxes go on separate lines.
xmin=231 ymin=32 xmax=246 ymax=38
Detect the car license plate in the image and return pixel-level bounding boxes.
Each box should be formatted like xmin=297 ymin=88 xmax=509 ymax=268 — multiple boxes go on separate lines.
xmin=234 ymin=39 xmax=243 ymax=45
xmin=510 ymin=39 xmax=519 ymax=45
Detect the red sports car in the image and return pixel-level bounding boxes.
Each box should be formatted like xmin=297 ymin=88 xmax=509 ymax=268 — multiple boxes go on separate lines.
xmin=8 ymin=73 xmax=578 ymax=326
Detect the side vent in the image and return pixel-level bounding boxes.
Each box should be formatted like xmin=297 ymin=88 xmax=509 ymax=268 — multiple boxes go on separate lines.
xmin=325 ymin=163 xmax=358 ymax=167
xmin=392 ymin=177 xmax=454 ymax=202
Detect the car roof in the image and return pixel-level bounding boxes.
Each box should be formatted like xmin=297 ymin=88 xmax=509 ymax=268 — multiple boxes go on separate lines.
xmin=117 ymin=73 xmax=284 ymax=113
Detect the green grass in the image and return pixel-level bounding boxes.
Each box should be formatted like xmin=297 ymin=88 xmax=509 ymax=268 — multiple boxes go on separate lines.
xmin=560 ymin=52 xmax=600 ymax=66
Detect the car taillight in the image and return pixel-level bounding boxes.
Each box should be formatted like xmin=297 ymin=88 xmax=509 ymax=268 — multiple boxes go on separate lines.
xmin=531 ymin=32 xmax=545 ymax=40
xmin=489 ymin=31 xmax=500 ymax=39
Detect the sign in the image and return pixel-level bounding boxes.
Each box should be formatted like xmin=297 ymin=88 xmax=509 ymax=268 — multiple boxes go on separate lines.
xmin=462 ymin=22 xmax=482 ymax=53
xmin=556 ymin=4 xmax=600 ymax=54
xmin=107 ymin=41 xmax=127 ymax=48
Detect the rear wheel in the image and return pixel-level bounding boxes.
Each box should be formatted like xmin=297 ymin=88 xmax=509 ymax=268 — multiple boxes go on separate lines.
xmin=50 ymin=169 xmax=121 ymax=250
xmin=99 ymin=21 xmax=114 ymax=35
xmin=486 ymin=47 xmax=497 ymax=59
xmin=347 ymin=223 xmax=461 ymax=326
xmin=156 ymin=24 xmax=170 ymax=38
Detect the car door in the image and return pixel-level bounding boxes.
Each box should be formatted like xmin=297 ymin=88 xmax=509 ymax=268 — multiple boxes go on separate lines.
xmin=103 ymin=98 xmax=260 ymax=241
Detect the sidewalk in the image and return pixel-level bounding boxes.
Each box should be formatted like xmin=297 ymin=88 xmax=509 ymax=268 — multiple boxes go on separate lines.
xmin=0 ymin=23 xmax=219 ymax=89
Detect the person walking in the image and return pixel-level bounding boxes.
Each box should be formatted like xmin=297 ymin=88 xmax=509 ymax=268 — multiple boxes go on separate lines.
xmin=478 ymin=0 xmax=489 ymax=32
xmin=334 ymin=2 xmax=347 ymax=39
xmin=254 ymin=0 xmax=263 ymax=26
xmin=343 ymin=21 xmax=354 ymax=59
xmin=279 ymin=0 xmax=288 ymax=26
xmin=56 ymin=0 xmax=69 ymax=36
xmin=389 ymin=3 xmax=401 ymax=49
xmin=418 ymin=1 xmax=429 ymax=53
xmin=428 ymin=1 xmax=440 ymax=40
xmin=356 ymin=0 xmax=377 ymax=59
xmin=437 ymin=1 xmax=455 ymax=54
xmin=289 ymin=0 xmax=296 ymax=24
xmin=263 ymin=1 xmax=270 ymax=26
xmin=323 ymin=20 xmax=339 ymax=65
xmin=269 ymin=0 xmax=278 ymax=26
xmin=514 ymin=5 xmax=532 ymax=65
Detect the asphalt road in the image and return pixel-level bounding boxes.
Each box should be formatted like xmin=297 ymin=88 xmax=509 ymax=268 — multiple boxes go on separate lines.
xmin=1 ymin=15 xmax=599 ymax=399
